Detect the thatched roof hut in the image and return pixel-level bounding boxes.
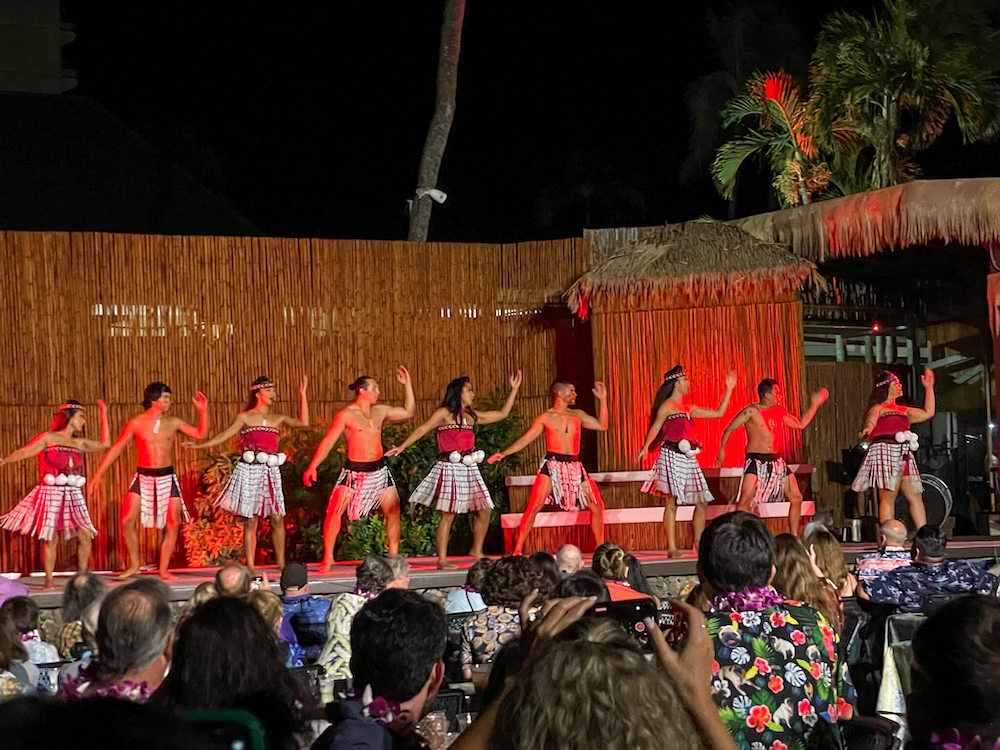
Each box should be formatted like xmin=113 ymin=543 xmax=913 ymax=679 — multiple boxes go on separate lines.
xmin=732 ymin=177 xmax=1000 ymax=261
xmin=566 ymin=218 xmax=823 ymax=317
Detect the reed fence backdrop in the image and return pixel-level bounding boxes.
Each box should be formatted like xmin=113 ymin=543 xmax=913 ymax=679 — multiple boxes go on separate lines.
xmin=0 ymin=232 xmax=588 ymax=573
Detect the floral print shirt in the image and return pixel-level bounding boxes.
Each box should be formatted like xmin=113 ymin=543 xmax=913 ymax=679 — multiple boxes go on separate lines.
xmin=318 ymin=592 xmax=368 ymax=680
xmin=864 ymin=560 xmax=995 ymax=613
xmin=459 ymin=605 xmax=520 ymax=666
xmin=707 ymin=598 xmax=854 ymax=750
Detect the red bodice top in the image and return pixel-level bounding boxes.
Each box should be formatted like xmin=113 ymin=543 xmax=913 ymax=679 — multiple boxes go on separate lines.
xmin=437 ymin=424 xmax=475 ymax=453
xmin=240 ymin=425 xmax=279 ymax=453
xmin=661 ymin=412 xmax=695 ymax=443
xmin=39 ymin=444 xmax=83 ymax=476
xmin=872 ymin=410 xmax=910 ymax=437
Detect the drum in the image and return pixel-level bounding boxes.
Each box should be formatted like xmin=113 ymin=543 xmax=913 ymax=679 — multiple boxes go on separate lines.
xmin=894 ymin=473 xmax=953 ymax=530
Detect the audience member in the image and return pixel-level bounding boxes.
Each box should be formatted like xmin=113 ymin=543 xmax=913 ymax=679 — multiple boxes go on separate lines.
xmin=249 ymin=588 xmax=305 ymax=667
xmin=215 ymin=561 xmax=253 ymax=599
xmin=805 ymin=526 xmax=858 ymax=596
xmin=699 ymin=511 xmax=853 ymax=748
xmin=318 ymin=555 xmax=393 ymax=680
xmin=591 ymin=542 xmax=649 ymax=601
xmin=460 ymin=555 xmax=542 ymax=678
xmin=861 ymin=525 xmax=996 ymax=613
xmin=555 ymin=543 xmax=583 ymax=576
xmin=623 ymin=552 xmax=657 ymax=601
xmin=312 ymin=589 xmax=447 ymax=750
xmin=153 ymin=596 xmax=314 ymax=750
xmin=385 ymin=555 xmax=411 ymax=589
xmin=0 ymin=575 xmax=28 ymax=608
xmin=0 ymin=596 xmax=58 ymax=664
xmin=907 ymin=595 xmax=1000 ymax=749
xmin=0 ymin=615 xmax=30 ymax=696
xmin=527 ymin=551 xmax=562 ymax=600
xmin=854 ymin=519 xmax=911 ymax=584
xmin=555 ymin=569 xmax=610 ymax=602
xmin=57 ymin=572 xmax=106 ymax=659
xmin=772 ymin=533 xmax=841 ymax=631
xmin=443 ymin=558 xmax=491 ymax=615
xmin=183 ymin=581 xmax=216 ymax=613
xmin=57 ymin=585 xmax=173 ymax=702
xmin=280 ymin=562 xmax=331 ymax=664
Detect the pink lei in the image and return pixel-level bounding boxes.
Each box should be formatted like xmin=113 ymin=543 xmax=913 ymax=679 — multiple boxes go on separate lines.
xmin=707 ymin=585 xmax=785 ymax=613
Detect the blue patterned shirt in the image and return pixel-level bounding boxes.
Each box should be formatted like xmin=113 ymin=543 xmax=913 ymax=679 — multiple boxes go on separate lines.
xmin=864 ymin=559 xmax=995 ymax=613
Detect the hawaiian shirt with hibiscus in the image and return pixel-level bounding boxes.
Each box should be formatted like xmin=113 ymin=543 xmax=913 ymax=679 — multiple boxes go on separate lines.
xmin=853 ymin=548 xmax=912 ymax=584
xmin=864 ymin=559 xmax=995 ymax=613
xmin=706 ymin=597 xmax=854 ymax=750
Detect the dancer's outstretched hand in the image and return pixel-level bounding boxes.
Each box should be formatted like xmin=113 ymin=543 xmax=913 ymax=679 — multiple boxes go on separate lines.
xmin=725 ymin=372 xmax=737 ymax=390
xmin=921 ymin=368 xmax=935 ymax=388
xmin=509 ymin=370 xmax=523 ymax=389
xmin=384 ymin=446 xmax=402 ymax=457
xmin=811 ymin=388 xmax=830 ymax=405
xmin=396 ymin=365 xmax=411 ymax=385
xmin=713 ymin=448 xmax=725 ymax=468
xmin=486 ymin=452 xmax=504 ymax=465
xmin=299 ymin=375 xmax=309 ymax=396
xmin=303 ymin=467 xmax=318 ymax=487
xmin=592 ymin=381 xmax=607 ymax=399
xmin=192 ymin=391 xmax=208 ymax=411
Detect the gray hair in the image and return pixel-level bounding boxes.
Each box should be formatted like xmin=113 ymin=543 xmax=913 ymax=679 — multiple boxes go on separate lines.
xmin=385 ymin=554 xmax=410 ymax=582
xmin=95 ymin=588 xmax=172 ymax=678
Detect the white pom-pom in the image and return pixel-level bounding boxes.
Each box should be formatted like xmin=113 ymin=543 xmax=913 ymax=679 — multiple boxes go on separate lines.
xmin=473 ymin=450 xmax=485 ymax=463
xmin=75 ymin=475 xmax=87 ymax=488
xmin=462 ymin=454 xmax=476 ymax=466
xmin=678 ymin=439 xmax=691 ymax=453
xmin=277 ymin=452 xmax=287 ymax=466
xmin=266 ymin=454 xmax=279 ymax=468
xmin=55 ymin=473 xmax=68 ymax=486
xmin=909 ymin=440 xmax=919 ymax=452
xmin=448 ymin=451 xmax=462 ymax=464
xmin=895 ymin=431 xmax=906 ymax=443
xmin=255 ymin=451 xmax=269 ymax=464
xmin=242 ymin=450 xmax=256 ymax=463
xmin=43 ymin=473 xmax=56 ymax=486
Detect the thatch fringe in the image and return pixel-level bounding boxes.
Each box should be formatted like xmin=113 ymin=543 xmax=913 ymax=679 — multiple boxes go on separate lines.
xmin=567 ymin=219 xmax=823 ymax=315
xmin=732 ymin=178 xmax=1000 ymax=261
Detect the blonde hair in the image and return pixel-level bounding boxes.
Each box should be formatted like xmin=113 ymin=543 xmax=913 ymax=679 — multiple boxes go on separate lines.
xmin=804 ymin=527 xmax=851 ymax=589
xmin=185 ymin=582 xmax=217 ymax=613
xmin=489 ymin=617 xmax=696 ymax=750
xmin=772 ymin=534 xmax=839 ymax=628
xmin=247 ymin=589 xmax=283 ymax=633
xmin=591 ymin=542 xmax=628 ymax=582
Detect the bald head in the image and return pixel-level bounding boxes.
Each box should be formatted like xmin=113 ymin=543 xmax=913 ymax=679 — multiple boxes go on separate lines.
xmin=215 ymin=562 xmax=252 ymax=599
xmin=879 ymin=520 xmax=907 ymax=547
xmin=555 ymin=544 xmax=583 ymax=575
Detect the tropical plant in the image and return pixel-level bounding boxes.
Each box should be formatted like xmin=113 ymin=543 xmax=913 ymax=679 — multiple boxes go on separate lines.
xmin=712 ymin=70 xmax=831 ymax=206
xmin=182 ymin=452 xmax=245 ymax=567
xmin=811 ymin=0 xmax=1000 ymax=190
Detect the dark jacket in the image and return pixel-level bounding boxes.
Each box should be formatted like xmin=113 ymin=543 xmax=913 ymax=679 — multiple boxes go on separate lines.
xmin=281 ymin=594 xmax=331 ymax=664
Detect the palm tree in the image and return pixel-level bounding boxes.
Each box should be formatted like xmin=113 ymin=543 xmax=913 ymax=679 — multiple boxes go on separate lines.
xmin=712 ymin=70 xmax=830 ymax=207
xmin=811 ymin=0 xmax=1000 ymax=190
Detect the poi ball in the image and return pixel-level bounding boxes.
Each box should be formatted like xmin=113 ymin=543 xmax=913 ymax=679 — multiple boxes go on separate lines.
xmin=267 ymin=455 xmax=279 ymax=468
xmin=448 ymin=451 xmax=462 ymax=463
xmin=242 ymin=450 xmax=256 ymax=463
xmin=43 ymin=473 xmax=56 ymax=486
xmin=473 ymin=450 xmax=485 ymax=463
xmin=277 ymin=452 xmax=287 ymax=466
xmin=909 ymin=440 xmax=919 ymax=452
xmin=462 ymin=454 xmax=476 ymax=466
xmin=678 ymin=439 xmax=691 ymax=453
xmin=895 ymin=431 xmax=906 ymax=443
xmin=256 ymin=451 xmax=269 ymax=464
xmin=75 ymin=475 xmax=87 ymax=487
xmin=55 ymin=473 xmax=68 ymax=486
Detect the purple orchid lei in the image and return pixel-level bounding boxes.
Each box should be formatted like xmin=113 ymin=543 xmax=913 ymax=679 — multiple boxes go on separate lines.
xmin=928 ymin=729 xmax=1000 ymax=750
xmin=707 ymin=585 xmax=784 ymax=613
xmin=347 ymin=685 xmax=431 ymax=749
xmin=460 ymin=584 xmax=478 ymax=593
xmin=351 ymin=588 xmax=379 ymax=600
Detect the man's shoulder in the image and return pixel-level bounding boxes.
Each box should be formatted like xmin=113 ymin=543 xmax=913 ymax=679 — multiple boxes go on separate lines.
xmin=314 ymin=702 xmax=394 ymax=750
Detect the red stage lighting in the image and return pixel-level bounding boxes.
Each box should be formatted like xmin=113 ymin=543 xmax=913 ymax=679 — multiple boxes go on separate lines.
xmin=872 ymin=321 xmax=880 ymax=333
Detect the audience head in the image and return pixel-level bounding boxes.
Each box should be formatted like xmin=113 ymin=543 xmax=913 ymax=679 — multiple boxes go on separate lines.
xmin=80 ymin=599 xmax=102 ymax=652
xmin=623 ymin=553 xmax=654 ymax=597
xmin=247 ymin=590 xmax=284 ymax=634
xmin=0 ymin=596 xmax=40 ymax=635
xmin=350 ymin=589 xmax=447 ymax=712
xmin=62 ymin=572 xmax=107 ymax=622
xmin=0 ymin=611 xmax=27 ymax=669
xmin=913 ymin=524 xmax=947 ymax=562
xmin=465 ymin=558 xmax=493 ymax=591
xmin=772 ymin=534 xmax=838 ymax=627
xmin=528 ymin=552 xmax=562 ymax=600
xmin=555 ymin=569 xmax=610 ymax=603
xmin=279 ymin=562 xmax=310 ymax=595
xmin=356 ymin=555 xmax=394 ymax=595
xmin=155 ymin=596 xmax=310 ymax=749
xmin=698 ymin=511 xmax=775 ymax=595
xmin=909 ymin=595 xmax=1000 ymax=745
xmin=591 ymin=542 xmax=628 ymax=582
xmin=385 ymin=554 xmax=411 ymax=589
xmin=186 ymin=582 xmax=217 ymax=612
xmin=555 ymin=544 xmax=583 ymax=575
xmin=214 ymin=561 xmax=252 ymax=599
xmin=879 ymin=519 xmax=908 ymax=548
xmin=94 ymin=586 xmax=173 ymax=687
xmin=121 ymin=576 xmax=172 ymax=602
xmin=803 ymin=527 xmax=850 ymax=588
xmin=481 ymin=556 xmax=546 ymax=609
xmin=489 ymin=614 xmax=694 ymax=750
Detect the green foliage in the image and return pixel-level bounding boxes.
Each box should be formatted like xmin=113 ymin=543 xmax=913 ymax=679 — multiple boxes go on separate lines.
xmin=181 ymin=453 xmax=245 ymax=567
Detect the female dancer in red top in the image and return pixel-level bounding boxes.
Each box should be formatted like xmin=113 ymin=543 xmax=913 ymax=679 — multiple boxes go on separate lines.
xmin=852 ymin=369 xmax=934 ymax=527
xmin=386 ymin=372 xmax=521 ymax=568
xmin=188 ymin=375 xmax=309 ymax=571
xmin=0 ymin=400 xmax=109 ymax=587
xmin=636 ymin=365 xmax=736 ymax=557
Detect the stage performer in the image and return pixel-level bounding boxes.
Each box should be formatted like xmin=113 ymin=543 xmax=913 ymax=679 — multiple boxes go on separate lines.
xmin=304 ymin=367 xmax=414 ymax=572
xmin=487 ymin=380 xmax=608 ymax=555
xmin=90 ymin=382 xmax=208 ymax=580
xmin=635 ymin=366 xmax=736 ymax=558
xmin=852 ymin=369 xmax=934 ymax=528
xmin=386 ymin=371 xmax=522 ymax=568
xmin=716 ymin=379 xmax=829 ymax=535
xmin=186 ymin=375 xmax=309 ymax=572
xmin=0 ymin=400 xmax=109 ymax=588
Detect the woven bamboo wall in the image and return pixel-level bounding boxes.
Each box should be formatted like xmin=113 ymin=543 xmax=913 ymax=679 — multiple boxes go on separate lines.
xmin=0 ymin=232 xmax=587 ymax=573
xmin=591 ymin=301 xmax=809 ymax=474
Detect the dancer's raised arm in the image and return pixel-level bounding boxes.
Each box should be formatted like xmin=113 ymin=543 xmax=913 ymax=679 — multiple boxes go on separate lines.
xmin=186 ymin=413 xmax=246 ymax=450
xmin=475 ymin=370 xmax=522 ymax=424
xmin=715 ymin=405 xmax=755 ymax=467
xmin=487 ymin=414 xmax=545 ymax=464
xmin=89 ymin=420 xmax=137 ymax=491
xmin=783 ymin=388 xmax=829 ymax=430
xmin=574 ymin=382 xmax=608 ymax=431
xmin=906 ymin=368 xmax=936 ymax=423
xmin=176 ymin=391 xmax=209 ymax=439
xmin=382 ymin=366 xmax=415 ymax=423
xmin=0 ymin=431 xmax=51 ymax=467
xmin=691 ymin=372 xmax=736 ymax=418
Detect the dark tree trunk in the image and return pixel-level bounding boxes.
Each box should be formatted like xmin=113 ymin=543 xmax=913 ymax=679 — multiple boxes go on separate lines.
xmin=407 ymin=0 xmax=466 ymax=242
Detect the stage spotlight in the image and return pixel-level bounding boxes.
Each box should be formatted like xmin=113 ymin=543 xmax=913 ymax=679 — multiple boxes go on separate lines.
xmin=871 ymin=321 xmax=880 ymax=333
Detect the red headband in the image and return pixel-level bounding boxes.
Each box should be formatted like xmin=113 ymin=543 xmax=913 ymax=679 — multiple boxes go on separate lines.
xmin=251 ymin=382 xmax=275 ymax=392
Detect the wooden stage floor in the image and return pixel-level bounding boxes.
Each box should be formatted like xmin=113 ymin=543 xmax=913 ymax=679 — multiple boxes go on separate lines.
xmin=14 ymin=537 xmax=1000 ymax=608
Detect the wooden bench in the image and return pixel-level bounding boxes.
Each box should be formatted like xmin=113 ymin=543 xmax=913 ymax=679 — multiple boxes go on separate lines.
xmin=501 ymin=465 xmax=814 ymax=554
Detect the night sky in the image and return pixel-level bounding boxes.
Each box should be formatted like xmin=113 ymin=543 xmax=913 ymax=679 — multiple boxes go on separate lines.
xmin=57 ymin=0 xmax=1000 ymax=243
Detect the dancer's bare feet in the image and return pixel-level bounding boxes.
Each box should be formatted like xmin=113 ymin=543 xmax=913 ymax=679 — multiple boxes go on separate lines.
xmin=42 ymin=576 xmax=55 ymax=590
xmin=158 ymin=570 xmax=177 ymax=581
xmin=436 ymin=559 xmax=456 ymax=570
xmin=318 ymin=560 xmax=333 ymax=575
xmin=118 ymin=565 xmax=141 ymax=580
xmin=667 ymin=549 xmax=682 ymax=559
